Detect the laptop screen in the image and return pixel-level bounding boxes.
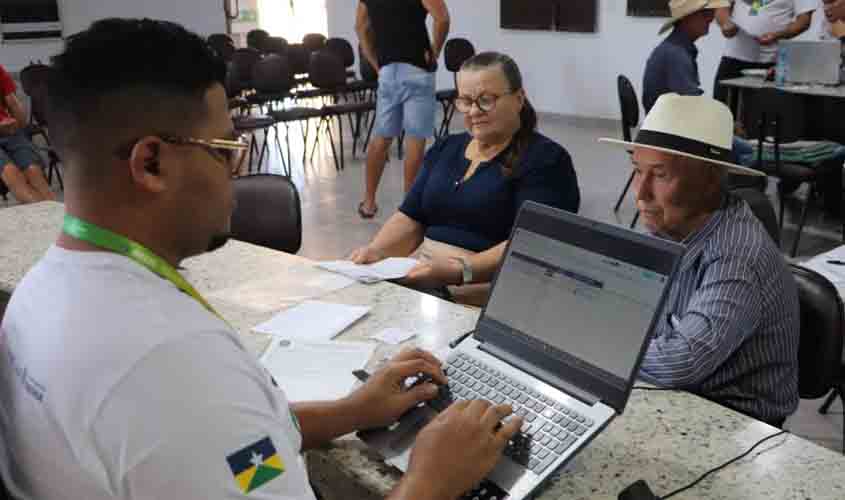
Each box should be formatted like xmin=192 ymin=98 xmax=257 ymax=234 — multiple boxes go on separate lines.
xmin=475 ymin=202 xmax=683 ymax=413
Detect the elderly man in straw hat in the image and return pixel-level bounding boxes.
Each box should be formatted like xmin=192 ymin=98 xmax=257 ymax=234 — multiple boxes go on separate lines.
xmin=601 ymin=93 xmax=799 ymax=427
xmin=642 ymin=0 xmax=730 ymax=114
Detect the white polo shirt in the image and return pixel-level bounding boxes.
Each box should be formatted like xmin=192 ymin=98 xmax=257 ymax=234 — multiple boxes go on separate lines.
xmin=725 ymin=0 xmax=819 ymax=63
xmin=0 ymin=246 xmax=317 ymax=500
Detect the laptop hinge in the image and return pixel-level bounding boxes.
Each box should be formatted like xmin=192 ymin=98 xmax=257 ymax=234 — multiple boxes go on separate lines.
xmin=479 ymin=343 xmax=600 ymax=407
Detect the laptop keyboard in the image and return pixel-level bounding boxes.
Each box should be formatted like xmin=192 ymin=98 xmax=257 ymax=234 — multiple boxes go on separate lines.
xmin=428 ymin=352 xmax=596 ymax=476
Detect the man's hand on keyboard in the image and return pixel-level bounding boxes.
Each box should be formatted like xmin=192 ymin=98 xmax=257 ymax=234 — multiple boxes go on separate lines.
xmin=345 ymin=348 xmax=448 ymax=430
xmin=405 ymin=400 xmax=524 ymax=499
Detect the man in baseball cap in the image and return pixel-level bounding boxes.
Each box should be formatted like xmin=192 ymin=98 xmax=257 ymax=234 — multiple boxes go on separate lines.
xmin=643 ymin=0 xmax=730 ymax=113
xmin=600 ymin=94 xmax=800 ymax=428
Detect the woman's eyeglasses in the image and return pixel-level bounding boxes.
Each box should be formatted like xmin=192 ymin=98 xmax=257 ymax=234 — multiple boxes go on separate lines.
xmin=454 ymin=89 xmax=518 ymax=114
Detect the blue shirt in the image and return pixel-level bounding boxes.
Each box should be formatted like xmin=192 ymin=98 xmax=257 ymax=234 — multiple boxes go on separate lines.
xmin=639 ymin=194 xmax=800 ymax=423
xmin=642 ymin=29 xmax=704 ymax=114
xmin=399 ymin=132 xmax=580 ymax=252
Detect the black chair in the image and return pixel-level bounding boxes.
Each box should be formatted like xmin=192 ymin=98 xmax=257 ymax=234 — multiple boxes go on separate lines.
xmin=19 ymin=63 xmax=63 ymax=190
xmin=436 ymin=38 xmax=475 ymax=138
xmin=325 ymin=37 xmax=360 ymax=83
xmin=227 ymin=48 xmax=263 ymax=97
xmin=789 ymin=264 xmax=845 ymax=452
xmin=302 ymin=33 xmax=327 ymax=54
xmin=306 ymin=50 xmax=377 ymax=170
xmin=246 ymin=29 xmax=271 ymax=51
xmin=731 ymin=187 xmax=780 ymax=245
xmin=242 ymin=55 xmax=297 ymax=174
xmin=208 ymin=33 xmax=236 ymax=62
xmin=748 ymin=88 xmax=836 ymax=257
xmin=287 ymin=44 xmax=312 ymax=87
xmin=264 ymin=36 xmax=289 ymax=56
xmin=613 ymin=75 xmax=640 ymax=228
xmin=231 ymin=174 xmax=302 ymax=254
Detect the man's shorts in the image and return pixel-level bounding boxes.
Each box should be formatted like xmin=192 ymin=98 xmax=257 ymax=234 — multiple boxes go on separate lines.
xmin=373 ymin=63 xmax=436 ymax=140
xmin=0 ymin=130 xmax=44 ymax=173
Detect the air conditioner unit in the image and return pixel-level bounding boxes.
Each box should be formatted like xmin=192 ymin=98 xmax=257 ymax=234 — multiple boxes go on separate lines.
xmin=0 ymin=0 xmax=63 ymax=43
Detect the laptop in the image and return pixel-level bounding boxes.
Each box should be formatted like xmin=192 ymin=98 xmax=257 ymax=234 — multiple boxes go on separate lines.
xmin=359 ymin=202 xmax=685 ymax=500
xmin=779 ymin=40 xmax=841 ymax=86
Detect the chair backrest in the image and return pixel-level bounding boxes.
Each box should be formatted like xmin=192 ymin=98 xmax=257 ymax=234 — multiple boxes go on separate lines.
xmin=791 ymin=264 xmax=844 ymax=399
xmin=616 ymin=75 xmax=639 ymax=143
xmin=444 ymin=38 xmax=475 ymax=73
xmin=325 ymin=38 xmax=355 ymax=69
xmin=287 ymin=44 xmax=310 ymax=76
xmin=302 ymin=33 xmax=327 ymax=53
xmin=208 ymin=33 xmax=235 ymax=62
xmin=247 ymin=29 xmax=271 ymax=51
xmin=309 ymin=50 xmax=346 ymax=90
xmin=231 ymin=174 xmax=302 ymax=254
xmin=358 ymin=44 xmax=378 ymax=83
xmin=748 ymin=87 xmax=805 ymax=145
xmin=264 ymin=36 xmax=288 ymax=56
xmin=730 ymin=187 xmax=780 ymax=245
xmin=252 ymin=54 xmax=293 ymax=94
xmin=227 ymin=48 xmax=263 ymax=94
xmin=19 ymin=63 xmax=53 ymax=127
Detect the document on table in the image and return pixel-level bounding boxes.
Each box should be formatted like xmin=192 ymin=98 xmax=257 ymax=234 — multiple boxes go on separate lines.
xmin=803 ymin=248 xmax=845 ymax=285
xmin=252 ymin=300 xmax=371 ymax=341
xmin=261 ymin=339 xmax=376 ymax=403
xmin=317 ymin=258 xmax=419 ymax=283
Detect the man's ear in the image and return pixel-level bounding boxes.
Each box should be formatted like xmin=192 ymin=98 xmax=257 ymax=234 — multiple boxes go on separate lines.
xmin=127 ymin=136 xmax=168 ymax=194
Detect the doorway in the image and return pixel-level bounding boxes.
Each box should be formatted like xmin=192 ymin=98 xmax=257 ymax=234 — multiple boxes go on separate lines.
xmin=259 ymin=0 xmax=328 ymax=44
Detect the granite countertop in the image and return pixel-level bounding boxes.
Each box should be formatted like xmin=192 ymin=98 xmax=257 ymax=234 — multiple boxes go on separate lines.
xmin=719 ymin=76 xmax=845 ymax=99
xmin=3 ymin=202 xmax=845 ymax=499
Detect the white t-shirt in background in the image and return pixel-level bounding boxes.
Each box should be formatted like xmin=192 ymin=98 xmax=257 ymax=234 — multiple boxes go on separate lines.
xmin=726 ymin=0 xmax=820 ymax=63
xmin=0 ymin=246 xmax=317 ymax=500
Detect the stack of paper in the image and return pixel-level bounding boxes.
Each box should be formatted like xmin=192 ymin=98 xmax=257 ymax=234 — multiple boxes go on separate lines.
xmin=253 ymin=300 xmax=371 ymax=341
xmin=261 ymin=339 xmax=376 ymax=402
xmin=317 ymin=258 xmax=419 ymax=284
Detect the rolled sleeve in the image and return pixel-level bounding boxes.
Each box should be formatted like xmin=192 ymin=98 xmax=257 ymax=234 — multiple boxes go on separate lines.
xmin=639 ymin=257 xmax=763 ymax=388
xmin=513 ymin=143 xmax=580 ymax=214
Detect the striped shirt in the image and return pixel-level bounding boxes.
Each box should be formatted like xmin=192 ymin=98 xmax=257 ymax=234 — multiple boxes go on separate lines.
xmin=639 ymin=194 xmax=800 ymax=422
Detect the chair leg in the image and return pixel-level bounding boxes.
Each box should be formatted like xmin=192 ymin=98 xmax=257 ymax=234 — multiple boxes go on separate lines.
xmin=363 ymin=112 xmax=377 ymax=153
xmin=614 ymin=171 xmax=635 ymax=213
xmin=790 ymin=184 xmax=813 ymax=258
xmin=337 ymin=115 xmax=346 ymax=171
xmin=630 ymin=211 xmax=640 ymax=229
xmin=820 ymin=387 xmax=841 ymax=414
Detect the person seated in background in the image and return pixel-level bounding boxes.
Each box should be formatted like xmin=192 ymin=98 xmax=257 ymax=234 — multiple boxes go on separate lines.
xmin=600 ymin=94 xmax=800 ymax=427
xmin=0 ymin=63 xmax=55 ymax=204
xmin=642 ymin=0 xmax=729 ymax=114
xmin=350 ymin=52 xmax=580 ymax=306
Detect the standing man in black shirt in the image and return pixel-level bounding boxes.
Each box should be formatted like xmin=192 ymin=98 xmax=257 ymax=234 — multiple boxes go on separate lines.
xmin=356 ymin=0 xmax=450 ymax=219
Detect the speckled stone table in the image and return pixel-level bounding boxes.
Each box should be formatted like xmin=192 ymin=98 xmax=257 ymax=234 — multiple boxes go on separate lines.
xmin=3 ymin=202 xmax=845 ymax=499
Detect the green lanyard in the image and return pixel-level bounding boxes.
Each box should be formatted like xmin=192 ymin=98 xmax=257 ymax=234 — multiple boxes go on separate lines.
xmin=62 ymin=214 xmax=227 ymax=324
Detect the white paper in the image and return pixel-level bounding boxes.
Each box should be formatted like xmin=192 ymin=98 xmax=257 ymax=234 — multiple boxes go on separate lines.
xmin=261 ymin=340 xmax=376 ymax=402
xmin=252 ymin=300 xmax=371 ymax=341
xmin=370 ymin=328 xmax=416 ymax=345
xmin=317 ymin=258 xmax=419 ymax=284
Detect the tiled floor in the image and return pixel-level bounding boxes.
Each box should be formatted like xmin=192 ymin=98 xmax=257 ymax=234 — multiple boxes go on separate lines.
xmin=2 ymin=112 xmax=843 ymax=454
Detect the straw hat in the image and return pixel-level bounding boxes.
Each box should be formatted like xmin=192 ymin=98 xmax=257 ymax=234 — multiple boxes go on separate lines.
xmin=599 ymin=94 xmax=764 ymax=177
xmin=659 ymin=0 xmax=731 ymax=35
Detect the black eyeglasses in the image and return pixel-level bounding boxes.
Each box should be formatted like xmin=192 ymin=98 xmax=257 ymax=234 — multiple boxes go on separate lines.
xmin=454 ymin=89 xmax=519 ymax=114
xmin=115 ymin=134 xmax=250 ymax=176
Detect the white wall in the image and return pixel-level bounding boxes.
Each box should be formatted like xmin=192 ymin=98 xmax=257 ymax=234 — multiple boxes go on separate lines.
xmin=3 ymin=0 xmax=226 ymax=72
xmin=327 ymin=0 xmax=826 ymax=120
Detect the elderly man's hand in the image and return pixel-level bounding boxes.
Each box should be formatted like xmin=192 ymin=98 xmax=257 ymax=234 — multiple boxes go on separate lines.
xmin=825 ymin=0 xmax=845 ymax=22
xmin=721 ymin=20 xmax=739 ymax=38
xmin=756 ymin=32 xmax=780 ymax=45
xmin=343 ymin=348 xmax=448 ymax=430
xmin=401 ymin=258 xmax=463 ymax=289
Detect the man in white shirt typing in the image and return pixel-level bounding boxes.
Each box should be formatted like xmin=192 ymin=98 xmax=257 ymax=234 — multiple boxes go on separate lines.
xmin=0 ymin=18 xmax=522 ymax=500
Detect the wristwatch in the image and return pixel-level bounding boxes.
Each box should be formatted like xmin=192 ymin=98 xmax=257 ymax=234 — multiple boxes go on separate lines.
xmin=453 ymin=256 xmax=473 ymax=286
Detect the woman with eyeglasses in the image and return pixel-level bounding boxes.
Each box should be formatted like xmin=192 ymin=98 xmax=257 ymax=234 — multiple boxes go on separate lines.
xmin=348 ymin=52 xmax=580 ymax=306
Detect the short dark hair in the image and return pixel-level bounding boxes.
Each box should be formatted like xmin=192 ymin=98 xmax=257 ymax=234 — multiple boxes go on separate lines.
xmin=48 ymin=18 xmax=227 ymax=169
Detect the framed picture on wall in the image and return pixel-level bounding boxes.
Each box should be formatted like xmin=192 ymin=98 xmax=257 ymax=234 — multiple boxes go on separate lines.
xmin=0 ymin=0 xmax=63 ymax=42
xmin=501 ymin=0 xmax=598 ymax=33
xmin=627 ymin=0 xmax=671 ymax=18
